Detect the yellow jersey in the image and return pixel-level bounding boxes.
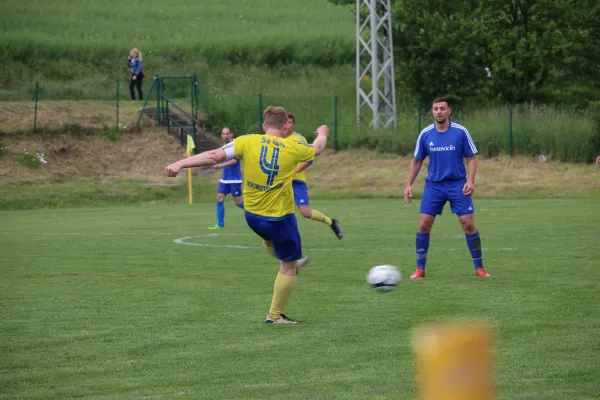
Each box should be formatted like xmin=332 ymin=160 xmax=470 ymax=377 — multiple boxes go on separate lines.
xmin=234 ymin=134 xmax=315 ymax=218
xmin=292 ymin=132 xmax=309 ymax=182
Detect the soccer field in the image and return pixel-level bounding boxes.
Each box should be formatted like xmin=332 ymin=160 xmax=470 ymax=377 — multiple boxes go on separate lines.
xmin=1 ymin=199 xmax=599 ymax=399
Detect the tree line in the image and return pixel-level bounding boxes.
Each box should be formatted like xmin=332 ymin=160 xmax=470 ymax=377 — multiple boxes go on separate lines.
xmin=330 ymin=0 xmax=600 ymax=107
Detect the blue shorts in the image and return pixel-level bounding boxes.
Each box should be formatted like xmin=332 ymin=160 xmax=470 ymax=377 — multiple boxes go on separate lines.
xmin=420 ymin=180 xmax=475 ymax=217
xmin=245 ymin=212 xmax=302 ymax=261
xmin=292 ymin=180 xmax=309 ymax=206
xmin=217 ymin=182 xmax=242 ymax=197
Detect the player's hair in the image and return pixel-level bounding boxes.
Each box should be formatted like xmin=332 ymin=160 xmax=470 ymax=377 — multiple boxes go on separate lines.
xmin=130 ymin=48 xmax=142 ymax=59
xmin=287 ymin=112 xmax=295 ymax=123
xmin=221 ymin=126 xmax=233 ymax=134
xmin=432 ymin=96 xmax=450 ymax=107
xmin=263 ymin=106 xmax=288 ymax=129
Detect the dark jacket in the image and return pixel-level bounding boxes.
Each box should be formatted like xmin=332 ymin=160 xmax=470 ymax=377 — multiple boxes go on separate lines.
xmin=128 ymin=57 xmax=143 ymax=77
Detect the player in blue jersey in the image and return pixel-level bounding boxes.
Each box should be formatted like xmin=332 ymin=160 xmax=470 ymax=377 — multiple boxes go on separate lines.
xmin=404 ymin=97 xmax=490 ymax=278
xmin=208 ymin=126 xmax=244 ymax=229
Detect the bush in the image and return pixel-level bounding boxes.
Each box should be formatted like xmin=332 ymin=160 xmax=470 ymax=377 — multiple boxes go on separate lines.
xmin=104 ymin=126 xmax=120 ymax=141
xmin=17 ymin=151 xmax=39 ymax=169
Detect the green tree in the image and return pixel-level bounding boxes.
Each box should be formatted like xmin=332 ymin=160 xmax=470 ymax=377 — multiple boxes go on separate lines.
xmin=557 ymin=0 xmax=600 ymax=106
xmin=391 ymin=0 xmax=490 ymax=104
xmin=483 ymin=0 xmax=595 ymax=104
xmin=328 ymin=0 xmax=600 ymax=106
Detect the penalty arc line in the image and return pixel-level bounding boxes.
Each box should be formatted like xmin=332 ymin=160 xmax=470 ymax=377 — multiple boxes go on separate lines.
xmin=0 ymin=231 xmax=520 ymax=251
xmin=172 ymin=234 xmax=519 ymax=252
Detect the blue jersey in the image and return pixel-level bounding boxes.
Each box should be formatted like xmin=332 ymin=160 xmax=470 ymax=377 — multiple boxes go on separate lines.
xmin=413 ymin=121 xmax=478 ymax=183
xmin=220 ymin=158 xmax=242 ymax=183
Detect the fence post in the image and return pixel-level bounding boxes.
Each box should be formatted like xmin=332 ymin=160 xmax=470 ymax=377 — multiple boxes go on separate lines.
xmin=193 ymin=79 xmax=214 ymax=133
xmin=156 ymin=76 xmax=161 ymax=126
xmin=258 ymin=93 xmax=263 ymax=133
xmin=509 ymin=103 xmax=513 ymax=157
xmin=417 ymin=100 xmax=422 ymax=134
xmin=116 ymin=79 xmax=120 ymax=129
xmin=192 ymin=76 xmax=198 ymax=151
xmin=33 ymin=81 xmax=39 ymax=132
xmin=334 ymin=95 xmax=338 ymax=153
xmin=191 ymin=74 xmax=196 ymax=145
xmin=191 ymin=74 xmax=195 ymax=119
xmin=165 ymin=100 xmax=170 ymax=130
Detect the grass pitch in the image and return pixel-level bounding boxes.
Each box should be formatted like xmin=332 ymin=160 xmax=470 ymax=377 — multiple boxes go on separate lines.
xmin=1 ymin=199 xmax=599 ymax=399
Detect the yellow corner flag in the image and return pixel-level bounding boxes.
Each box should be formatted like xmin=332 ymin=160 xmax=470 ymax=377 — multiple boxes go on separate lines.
xmin=186 ymin=134 xmax=196 ymax=155
xmin=186 ymin=135 xmax=195 ymax=204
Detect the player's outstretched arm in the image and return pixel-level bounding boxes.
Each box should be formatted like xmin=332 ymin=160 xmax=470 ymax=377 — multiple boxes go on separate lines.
xmin=312 ymin=125 xmax=329 ymax=155
xmin=165 ymin=149 xmax=227 ymax=177
xmin=214 ymin=159 xmax=238 ymax=169
xmin=404 ymin=158 xmax=423 ymax=204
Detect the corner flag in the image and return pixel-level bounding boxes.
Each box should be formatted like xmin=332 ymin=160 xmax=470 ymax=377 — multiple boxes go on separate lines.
xmin=186 ymin=134 xmax=195 ymax=155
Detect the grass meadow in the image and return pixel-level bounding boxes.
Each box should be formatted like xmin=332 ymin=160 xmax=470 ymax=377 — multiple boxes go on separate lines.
xmin=0 ymin=0 xmax=355 ymax=66
xmin=1 ymin=199 xmax=599 ymax=399
xmin=1 ymin=0 xmax=599 ymax=161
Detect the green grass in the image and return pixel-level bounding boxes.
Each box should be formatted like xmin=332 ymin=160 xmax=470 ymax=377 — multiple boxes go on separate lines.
xmin=0 ymin=0 xmax=355 ymax=67
xmin=0 ymin=180 xmax=216 ymax=210
xmin=1 ymin=199 xmax=599 ymax=399
xmin=3 ymin=154 xmax=600 ymax=211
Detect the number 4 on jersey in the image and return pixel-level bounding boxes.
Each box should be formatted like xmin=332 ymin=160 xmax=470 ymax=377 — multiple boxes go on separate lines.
xmin=260 ymin=145 xmax=280 ymax=185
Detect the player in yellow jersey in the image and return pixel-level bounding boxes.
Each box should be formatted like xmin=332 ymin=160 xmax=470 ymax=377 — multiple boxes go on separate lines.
xmin=287 ymin=113 xmax=343 ymax=240
xmin=164 ymin=106 xmax=329 ymax=324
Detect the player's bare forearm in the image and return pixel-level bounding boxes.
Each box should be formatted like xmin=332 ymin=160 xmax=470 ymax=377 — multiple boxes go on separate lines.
xmin=312 ymin=125 xmax=329 ymax=155
xmin=295 ymin=162 xmax=311 ymax=174
xmin=466 ymin=156 xmax=477 ymax=183
xmin=178 ymin=149 xmax=226 ymax=169
xmin=215 ymin=159 xmax=237 ymax=169
xmin=312 ymin=135 xmax=327 ymax=155
xmin=406 ymin=158 xmax=423 ymax=186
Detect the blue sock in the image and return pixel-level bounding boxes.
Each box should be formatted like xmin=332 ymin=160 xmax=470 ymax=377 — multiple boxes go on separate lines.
xmin=238 ymin=201 xmax=244 ymax=209
xmin=465 ymin=230 xmax=484 ymax=269
xmin=416 ymin=232 xmax=430 ymax=269
xmin=216 ymin=202 xmax=225 ymax=227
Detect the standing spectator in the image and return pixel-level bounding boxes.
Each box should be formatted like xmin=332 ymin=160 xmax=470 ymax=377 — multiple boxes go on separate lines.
xmin=128 ymin=48 xmax=144 ymax=101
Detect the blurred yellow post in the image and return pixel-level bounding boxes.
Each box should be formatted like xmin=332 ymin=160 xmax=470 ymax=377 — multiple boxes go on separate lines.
xmin=186 ymin=135 xmax=195 ymax=205
xmin=413 ymin=321 xmax=495 ymax=400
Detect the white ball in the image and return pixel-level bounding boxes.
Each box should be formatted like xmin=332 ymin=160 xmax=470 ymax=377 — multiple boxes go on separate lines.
xmin=367 ymin=265 xmax=401 ymax=292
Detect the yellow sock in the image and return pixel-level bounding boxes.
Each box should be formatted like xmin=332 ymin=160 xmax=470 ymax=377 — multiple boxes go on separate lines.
xmin=310 ymin=209 xmax=332 ymax=226
xmin=263 ymin=241 xmax=276 ymax=258
xmin=268 ymin=273 xmax=296 ymax=319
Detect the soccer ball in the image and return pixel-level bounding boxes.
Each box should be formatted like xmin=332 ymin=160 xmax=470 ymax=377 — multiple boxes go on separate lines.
xmin=367 ymin=265 xmax=401 ymax=292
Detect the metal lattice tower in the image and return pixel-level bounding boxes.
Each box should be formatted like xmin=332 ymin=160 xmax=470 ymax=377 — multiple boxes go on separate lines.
xmin=356 ymin=0 xmax=397 ymax=129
